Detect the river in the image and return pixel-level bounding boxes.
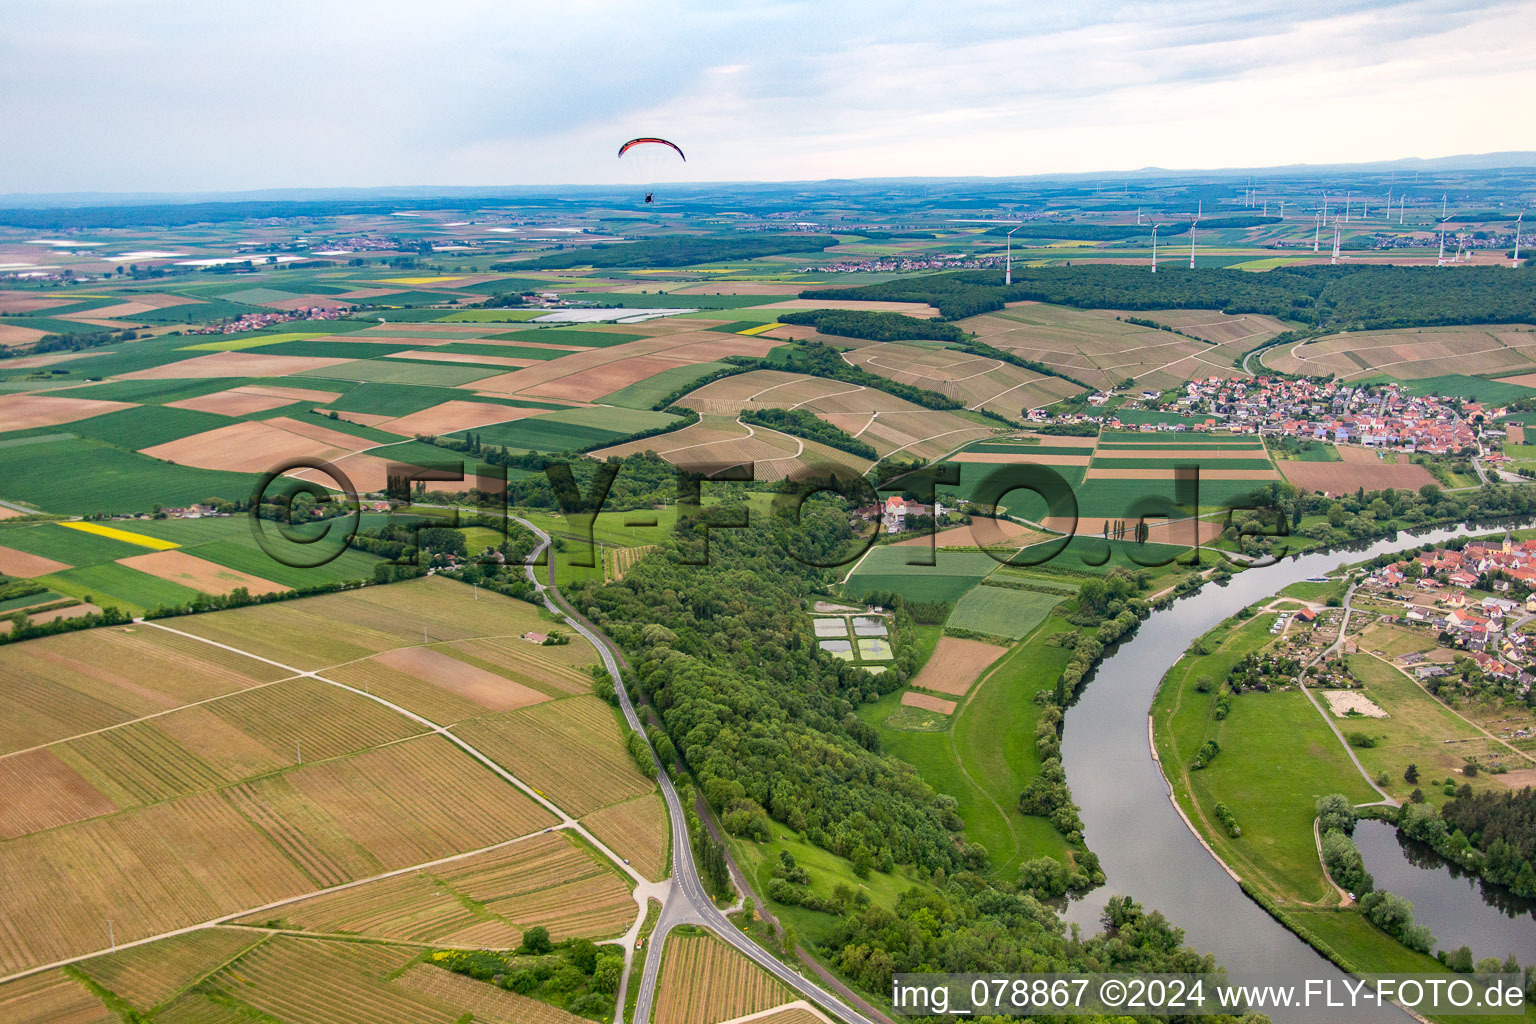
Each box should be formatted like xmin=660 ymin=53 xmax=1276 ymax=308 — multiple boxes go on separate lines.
xmin=1058 ymin=521 xmax=1523 ymax=1022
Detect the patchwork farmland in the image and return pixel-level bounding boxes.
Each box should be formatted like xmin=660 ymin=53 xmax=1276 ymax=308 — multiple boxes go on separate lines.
xmin=837 ymin=338 xmax=1083 ymax=415
xmin=0 ymin=575 xmax=659 ymax=982
xmin=959 ymin=304 xmax=1287 ymax=391
xmin=1266 ymin=324 xmax=1536 ymax=381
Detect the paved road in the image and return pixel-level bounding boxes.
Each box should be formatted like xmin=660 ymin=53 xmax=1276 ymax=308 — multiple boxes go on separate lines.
xmin=510 ymin=517 xmax=875 ymax=1024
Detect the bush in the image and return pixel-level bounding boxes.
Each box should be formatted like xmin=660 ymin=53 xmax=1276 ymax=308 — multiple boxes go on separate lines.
xmin=1316 ymin=793 xmax=1358 ymax=835
xmin=1191 ymin=739 xmax=1220 ymax=770
xmin=1360 ymin=890 xmax=1434 ymax=953
xmin=1321 ymin=829 xmax=1374 ymax=896
xmin=521 ymin=925 xmax=552 ymax=954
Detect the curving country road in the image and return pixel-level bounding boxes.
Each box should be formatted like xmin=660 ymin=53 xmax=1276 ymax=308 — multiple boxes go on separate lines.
xmin=509 ymin=517 xmax=875 ymax=1024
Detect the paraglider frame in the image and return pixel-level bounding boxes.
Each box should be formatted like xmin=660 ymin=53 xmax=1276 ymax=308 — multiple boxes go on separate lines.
xmin=617 ymin=137 xmax=686 ymax=161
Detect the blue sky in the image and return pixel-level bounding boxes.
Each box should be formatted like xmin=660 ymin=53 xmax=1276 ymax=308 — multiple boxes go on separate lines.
xmin=1 ymin=0 xmax=1532 ymax=193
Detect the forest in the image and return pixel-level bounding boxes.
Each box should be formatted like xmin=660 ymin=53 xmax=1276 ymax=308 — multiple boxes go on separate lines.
xmin=740 ymin=407 xmax=878 ymax=459
xmin=1400 ymin=787 xmax=1536 ymax=898
xmin=566 ymin=502 xmax=1252 ymax=1016
xmin=513 ymin=233 xmax=838 ymax=269
xmin=801 ymin=263 xmax=1536 ymax=329
xmin=777 ymin=308 xmax=967 ymax=343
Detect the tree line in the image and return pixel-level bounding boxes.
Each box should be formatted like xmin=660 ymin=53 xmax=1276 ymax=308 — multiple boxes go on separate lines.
xmin=739 ymin=407 xmax=878 ymax=460
xmin=512 ymin=233 xmax=839 ymax=270
xmin=801 ymin=263 xmax=1536 ymax=330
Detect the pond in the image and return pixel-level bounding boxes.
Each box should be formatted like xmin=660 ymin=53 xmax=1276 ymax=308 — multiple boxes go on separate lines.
xmin=1354 ymin=818 xmax=1536 ymax=963
xmin=1059 ymin=519 xmax=1535 ymax=1021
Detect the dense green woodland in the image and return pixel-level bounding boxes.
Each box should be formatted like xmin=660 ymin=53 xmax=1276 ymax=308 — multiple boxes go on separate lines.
xmin=567 ymin=505 xmax=1255 ymax=1019
xmin=778 ymin=308 xmax=967 ymax=343
xmin=740 ymin=407 xmax=878 ymax=460
xmin=571 ymin=502 xmax=960 ymax=869
xmin=1400 ymin=787 xmax=1536 ymax=899
xmin=514 ymin=234 xmax=839 ymax=270
xmin=803 ymin=264 xmax=1536 ymax=330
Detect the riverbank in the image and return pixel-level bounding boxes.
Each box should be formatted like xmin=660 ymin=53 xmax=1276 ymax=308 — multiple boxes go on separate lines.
xmin=1147 ymin=533 xmax=1536 ymax=1023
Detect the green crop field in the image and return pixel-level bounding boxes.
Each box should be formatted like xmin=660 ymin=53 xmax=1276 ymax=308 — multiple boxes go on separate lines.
xmin=1073 ymin=476 xmax=1274 ymax=517
xmin=540 ymin=406 xmax=681 ymax=433
xmin=967 ymin=441 xmax=1096 ymax=456
xmin=485 ymin=328 xmax=642 ymax=348
xmin=39 ymin=378 xmax=248 ymax=404
xmin=0 ymin=437 xmax=255 ymax=515
xmin=936 ymin=462 xmax=1088 ymax=510
xmin=431 ymin=342 xmax=571 ymax=361
xmin=67 ymin=405 xmax=234 ymax=449
xmin=0 ymin=522 xmax=149 ymax=563
xmin=1097 ymin=432 xmax=1264 ymax=447
xmin=947 ymin=585 xmax=1063 ymax=639
xmin=1284 ymin=442 xmax=1342 ymax=462
xmin=846 ymin=546 xmax=999 ymax=604
xmin=190 ymin=537 xmax=384 ymax=588
xmin=1392 ymin=374 xmax=1535 ymax=404
xmin=600 ymin=362 xmax=732 ymax=409
xmin=1090 ymin=457 xmax=1275 ymax=470
xmin=1109 ymin=410 xmax=1209 ymax=426
xmin=1014 ymin=535 xmax=1192 ymax=574
xmin=131 ymin=297 xmax=263 ymax=323
xmin=2 ymin=336 xmax=209 ymax=385
xmin=99 ymin=515 xmax=386 ymax=588
xmin=0 ymin=315 xmax=114 ymax=335
xmin=0 ymin=589 xmax=65 ymax=612
xmin=38 ymin=562 xmax=203 ymax=614
xmin=467 ymin=416 xmax=625 ymax=453
xmin=294 ymin=359 xmax=500 ymax=386
xmin=249 ymin=340 xmax=416 ymax=359
xmin=261 ymin=408 xmax=402 ymax=442
xmin=324 ymin=383 xmax=532 ymax=418
xmin=433 ymin=308 xmax=554 ymax=322
xmin=560 ymin=292 xmax=771 ymax=310
xmin=179 ymin=332 xmax=332 ymax=352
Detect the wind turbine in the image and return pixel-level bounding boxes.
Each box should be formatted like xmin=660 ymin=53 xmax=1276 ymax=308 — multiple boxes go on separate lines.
xmin=1386 ymin=187 xmax=1393 ymax=219
xmin=1151 ymin=223 xmax=1167 ymax=273
xmin=1399 ymin=194 xmax=1406 ymax=225
xmin=1437 ymin=219 xmax=1449 ymax=265
xmin=1313 ymin=212 xmax=1322 ymax=252
xmin=1189 ymin=200 xmax=1201 ymax=269
xmin=1442 ymin=193 xmax=1448 ymax=219
xmin=1513 ymin=211 xmax=1525 ymax=268
xmin=1344 ymin=191 xmax=1352 ymax=222
xmin=1005 ymin=225 xmax=1020 ymax=285
xmin=1331 ymin=223 xmax=1342 ymax=265
xmin=1279 ymin=199 xmax=1286 ymax=218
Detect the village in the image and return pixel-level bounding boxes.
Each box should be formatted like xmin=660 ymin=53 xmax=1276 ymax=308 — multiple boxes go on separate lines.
xmin=1356 ymin=532 xmax=1536 ymax=699
xmin=1073 ymin=376 xmax=1488 ymax=455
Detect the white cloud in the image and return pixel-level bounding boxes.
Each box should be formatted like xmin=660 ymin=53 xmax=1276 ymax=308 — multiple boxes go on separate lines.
xmin=0 ymin=0 xmax=1531 ymax=192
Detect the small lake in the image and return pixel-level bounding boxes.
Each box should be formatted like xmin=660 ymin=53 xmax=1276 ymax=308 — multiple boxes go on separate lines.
xmin=1060 ymin=518 xmax=1536 ymax=1022
xmin=1354 ymin=819 xmax=1536 ymax=962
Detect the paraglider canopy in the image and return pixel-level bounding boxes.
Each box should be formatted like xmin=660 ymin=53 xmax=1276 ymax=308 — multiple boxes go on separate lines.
xmin=618 ymin=137 xmax=685 ymax=161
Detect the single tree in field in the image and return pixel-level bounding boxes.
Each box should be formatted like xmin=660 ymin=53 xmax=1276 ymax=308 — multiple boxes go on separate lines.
xmin=1404 ymin=763 xmax=1419 ymax=783
xmin=521 ymin=925 xmax=552 ymax=954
